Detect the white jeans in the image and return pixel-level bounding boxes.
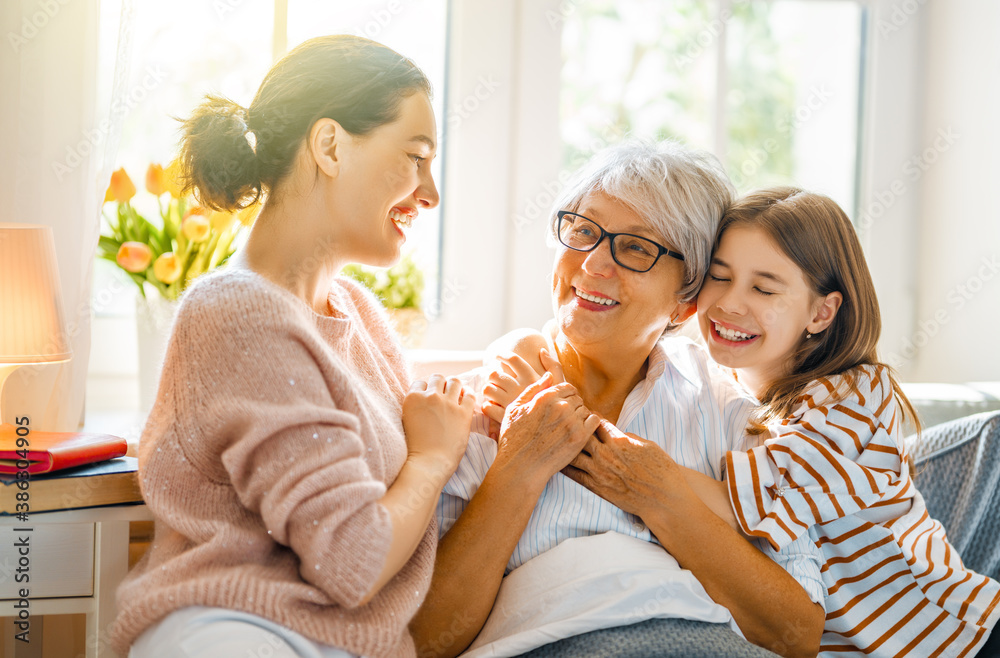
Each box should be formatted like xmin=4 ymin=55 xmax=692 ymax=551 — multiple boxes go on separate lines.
xmin=129 ymin=606 xmax=357 ymax=658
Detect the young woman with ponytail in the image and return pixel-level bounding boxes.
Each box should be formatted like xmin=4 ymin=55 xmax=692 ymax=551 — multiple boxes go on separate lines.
xmin=111 ymin=35 xmax=475 ymax=658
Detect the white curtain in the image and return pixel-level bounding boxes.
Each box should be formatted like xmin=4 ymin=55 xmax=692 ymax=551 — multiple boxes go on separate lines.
xmin=0 ymin=0 xmax=133 ymax=430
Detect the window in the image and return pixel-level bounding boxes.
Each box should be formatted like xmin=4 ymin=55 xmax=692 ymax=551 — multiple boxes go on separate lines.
xmin=561 ymin=0 xmax=864 ymax=215
xmin=286 ymin=0 xmax=449 ymax=305
xmin=89 ymin=1 xmax=448 ymax=409
xmin=93 ymin=0 xmax=275 ymax=317
xmin=91 ymin=1 xmax=884 ymax=407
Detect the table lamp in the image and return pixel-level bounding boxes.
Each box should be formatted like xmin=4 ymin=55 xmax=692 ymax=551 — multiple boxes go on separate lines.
xmin=0 ymin=224 xmax=72 ymax=437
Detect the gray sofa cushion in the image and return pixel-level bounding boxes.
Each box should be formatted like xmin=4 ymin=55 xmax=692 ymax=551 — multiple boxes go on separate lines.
xmin=516 ymin=617 xmax=781 ymax=657
xmin=910 ymin=410 xmax=1000 ymax=581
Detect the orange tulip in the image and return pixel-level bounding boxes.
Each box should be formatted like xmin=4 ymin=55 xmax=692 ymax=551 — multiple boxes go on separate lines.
xmin=146 ymin=163 xmax=167 ymax=196
xmin=153 ymin=252 xmax=182 ymax=284
xmin=182 ymin=213 xmax=211 ymax=242
xmin=105 ymin=168 xmax=136 ymax=204
xmin=116 ymin=242 xmax=152 ymax=273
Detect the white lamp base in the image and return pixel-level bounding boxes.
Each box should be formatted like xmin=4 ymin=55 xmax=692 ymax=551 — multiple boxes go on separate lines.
xmin=0 ymin=363 xmax=22 ymax=426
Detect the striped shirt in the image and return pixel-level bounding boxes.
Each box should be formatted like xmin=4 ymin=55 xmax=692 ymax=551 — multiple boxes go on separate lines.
xmin=726 ymin=364 xmax=1000 ymax=657
xmin=437 ymin=337 xmax=826 ymax=606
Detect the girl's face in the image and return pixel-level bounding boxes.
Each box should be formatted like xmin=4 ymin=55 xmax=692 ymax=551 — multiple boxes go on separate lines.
xmin=697 ymin=225 xmax=839 ymax=395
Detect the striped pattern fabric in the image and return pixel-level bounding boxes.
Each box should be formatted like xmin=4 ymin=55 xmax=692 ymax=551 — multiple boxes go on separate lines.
xmin=726 ymin=365 xmax=1000 ymax=657
xmin=437 ymin=337 xmax=826 ymax=604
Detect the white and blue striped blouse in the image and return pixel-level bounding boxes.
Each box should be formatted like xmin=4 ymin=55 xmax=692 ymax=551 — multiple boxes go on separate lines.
xmin=436 ymin=336 xmax=826 ymax=606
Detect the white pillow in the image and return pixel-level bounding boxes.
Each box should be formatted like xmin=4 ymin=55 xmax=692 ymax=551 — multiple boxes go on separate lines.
xmin=463 ymin=531 xmax=739 ymax=657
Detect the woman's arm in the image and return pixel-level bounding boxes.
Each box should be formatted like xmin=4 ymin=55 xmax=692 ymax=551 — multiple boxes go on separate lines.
xmin=410 ymin=374 xmax=601 ymax=657
xmin=564 ymin=422 xmax=824 ymax=658
xmin=359 ymin=376 xmax=476 ymax=605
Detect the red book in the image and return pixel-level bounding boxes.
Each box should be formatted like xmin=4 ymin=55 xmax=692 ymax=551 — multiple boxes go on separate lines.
xmin=0 ymin=428 xmax=127 ymax=475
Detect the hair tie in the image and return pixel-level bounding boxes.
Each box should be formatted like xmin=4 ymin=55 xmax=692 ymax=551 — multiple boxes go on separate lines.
xmin=237 ymin=108 xmax=257 ymax=155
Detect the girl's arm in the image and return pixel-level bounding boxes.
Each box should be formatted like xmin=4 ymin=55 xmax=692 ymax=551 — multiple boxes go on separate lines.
xmin=675 ymin=465 xmax=741 ymax=532
xmin=410 ymin=374 xmax=601 ymax=657
xmin=725 ymin=366 xmax=904 ymax=547
xmin=563 ymin=421 xmax=824 ymax=658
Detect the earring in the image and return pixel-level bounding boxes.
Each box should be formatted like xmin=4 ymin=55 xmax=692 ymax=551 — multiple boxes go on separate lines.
xmin=805 ymin=332 xmax=813 ymax=339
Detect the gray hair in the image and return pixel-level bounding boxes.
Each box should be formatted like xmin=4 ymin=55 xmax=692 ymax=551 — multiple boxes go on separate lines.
xmin=549 ymin=140 xmax=735 ymax=302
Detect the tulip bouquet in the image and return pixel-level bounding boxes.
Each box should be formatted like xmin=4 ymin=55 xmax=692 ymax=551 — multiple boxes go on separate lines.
xmin=98 ymin=161 xmax=256 ymax=301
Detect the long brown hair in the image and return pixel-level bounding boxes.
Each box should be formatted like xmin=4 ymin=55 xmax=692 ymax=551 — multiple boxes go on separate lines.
xmin=718 ymin=187 xmax=920 ymax=436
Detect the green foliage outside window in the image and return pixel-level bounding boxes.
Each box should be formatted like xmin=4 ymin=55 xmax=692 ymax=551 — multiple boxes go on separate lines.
xmin=562 ymin=0 xmax=796 ymax=192
xmin=341 ymin=252 xmax=425 ymax=310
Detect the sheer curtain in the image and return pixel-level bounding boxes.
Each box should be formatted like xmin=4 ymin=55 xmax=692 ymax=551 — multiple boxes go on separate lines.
xmin=0 ymin=0 xmax=133 ymax=430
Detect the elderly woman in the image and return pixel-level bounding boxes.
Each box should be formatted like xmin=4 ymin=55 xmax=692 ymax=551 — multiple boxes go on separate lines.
xmin=410 ymin=141 xmax=825 ymax=658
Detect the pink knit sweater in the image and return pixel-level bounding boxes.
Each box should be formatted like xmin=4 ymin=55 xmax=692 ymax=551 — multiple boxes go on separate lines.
xmin=111 ymin=268 xmax=434 ymax=657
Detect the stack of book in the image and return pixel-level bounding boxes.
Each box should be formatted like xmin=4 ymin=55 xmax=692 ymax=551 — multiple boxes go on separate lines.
xmin=0 ymin=430 xmax=142 ymax=514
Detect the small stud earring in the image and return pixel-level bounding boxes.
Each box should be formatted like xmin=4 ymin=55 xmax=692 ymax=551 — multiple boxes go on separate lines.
xmin=805 ymin=332 xmax=813 ymax=339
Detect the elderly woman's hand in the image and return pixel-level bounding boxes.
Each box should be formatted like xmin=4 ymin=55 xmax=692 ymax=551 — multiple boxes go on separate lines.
xmin=483 ymin=349 xmax=565 ymax=439
xmin=563 ymin=419 xmax=741 ymax=534
xmin=561 ymin=419 xmax=682 ymax=520
xmin=493 ymin=371 xmax=600 ymax=492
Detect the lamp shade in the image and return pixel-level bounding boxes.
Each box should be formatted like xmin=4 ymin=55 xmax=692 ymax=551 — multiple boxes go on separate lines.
xmin=0 ymin=224 xmax=72 ymax=364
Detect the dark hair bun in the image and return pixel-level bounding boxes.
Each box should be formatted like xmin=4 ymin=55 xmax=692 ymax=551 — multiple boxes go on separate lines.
xmin=176 ymin=36 xmax=430 ymax=214
xmin=179 ymin=95 xmax=262 ymax=212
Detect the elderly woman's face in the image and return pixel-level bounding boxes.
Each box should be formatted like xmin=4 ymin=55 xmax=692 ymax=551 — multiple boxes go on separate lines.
xmin=551 ymin=191 xmax=690 ymax=355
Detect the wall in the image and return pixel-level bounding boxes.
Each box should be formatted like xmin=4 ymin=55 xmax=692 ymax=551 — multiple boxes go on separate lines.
xmin=853 ymin=0 xmax=999 ymax=383
xmin=906 ymin=0 xmax=1000 ymax=382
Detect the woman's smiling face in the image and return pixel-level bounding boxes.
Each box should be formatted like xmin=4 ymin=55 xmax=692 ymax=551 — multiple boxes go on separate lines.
xmin=333 ymin=92 xmax=439 ymax=267
xmin=551 ymin=191 xmax=691 ymax=357
xmin=697 ymin=224 xmax=825 ymax=391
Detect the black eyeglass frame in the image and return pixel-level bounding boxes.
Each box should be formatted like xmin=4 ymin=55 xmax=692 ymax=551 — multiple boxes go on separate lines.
xmin=556 ymin=211 xmax=685 ymax=273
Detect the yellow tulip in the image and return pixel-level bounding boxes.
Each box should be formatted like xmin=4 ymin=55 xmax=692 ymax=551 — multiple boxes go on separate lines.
xmin=182 ymin=213 xmax=211 ymax=242
xmin=237 ymin=202 xmax=261 ymax=226
xmin=153 ymin=252 xmax=182 ymax=284
xmin=116 ymin=242 xmax=152 ymax=273
xmin=105 ymin=168 xmax=137 ymax=204
xmin=209 ymin=210 xmax=235 ymax=233
xmin=163 ymin=159 xmax=186 ymax=199
xmin=145 ymin=163 xmax=167 ymax=196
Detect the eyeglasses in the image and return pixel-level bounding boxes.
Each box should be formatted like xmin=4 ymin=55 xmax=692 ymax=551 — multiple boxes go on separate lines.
xmin=556 ymin=211 xmax=684 ymax=273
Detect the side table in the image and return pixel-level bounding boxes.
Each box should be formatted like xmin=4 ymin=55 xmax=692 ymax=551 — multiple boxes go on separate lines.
xmin=1 ymin=504 xmax=152 ymax=658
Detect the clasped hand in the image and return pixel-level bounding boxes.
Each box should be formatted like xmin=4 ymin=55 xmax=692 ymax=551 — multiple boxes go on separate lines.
xmin=493 ymin=371 xmax=601 ymax=488
xmin=483 ymin=350 xmax=680 ymax=519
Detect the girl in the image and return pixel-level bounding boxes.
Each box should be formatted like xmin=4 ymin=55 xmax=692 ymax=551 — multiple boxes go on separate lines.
xmin=696 ymin=187 xmax=999 ymax=656
xmin=111 ymin=36 xmax=475 ymax=658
